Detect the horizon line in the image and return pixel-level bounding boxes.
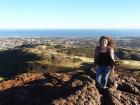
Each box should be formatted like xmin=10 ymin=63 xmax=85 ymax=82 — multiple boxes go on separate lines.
xmin=0 ymin=28 xmax=140 ymax=30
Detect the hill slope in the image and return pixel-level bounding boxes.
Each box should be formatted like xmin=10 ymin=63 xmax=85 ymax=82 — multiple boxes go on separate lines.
xmin=0 ymin=70 xmax=139 ymax=105
xmin=0 ymin=44 xmax=140 ymax=105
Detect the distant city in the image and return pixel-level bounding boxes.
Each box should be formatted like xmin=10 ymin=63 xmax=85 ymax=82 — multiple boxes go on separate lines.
xmin=0 ymin=37 xmax=140 ymax=50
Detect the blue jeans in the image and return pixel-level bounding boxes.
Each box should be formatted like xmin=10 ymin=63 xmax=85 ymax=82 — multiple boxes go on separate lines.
xmin=95 ymin=65 xmax=111 ymax=88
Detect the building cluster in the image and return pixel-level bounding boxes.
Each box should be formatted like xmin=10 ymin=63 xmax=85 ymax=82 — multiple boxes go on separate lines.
xmin=0 ymin=38 xmax=43 ymax=50
xmin=0 ymin=37 xmax=140 ymax=51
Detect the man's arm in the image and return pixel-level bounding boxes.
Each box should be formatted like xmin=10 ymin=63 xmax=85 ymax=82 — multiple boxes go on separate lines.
xmin=110 ymin=48 xmax=115 ymax=74
xmin=93 ymin=46 xmax=99 ymax=68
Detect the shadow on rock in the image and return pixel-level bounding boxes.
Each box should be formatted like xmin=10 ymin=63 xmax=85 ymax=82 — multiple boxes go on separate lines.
xmin=0 ymin=71 xmax=100 ymax=105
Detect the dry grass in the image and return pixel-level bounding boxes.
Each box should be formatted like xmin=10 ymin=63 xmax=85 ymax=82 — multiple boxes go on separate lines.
xmin=119 ymin=60 xmax=140 ymax=69
xmin=0 ymin=77 xmax=4 ymax=81
xmin=21 ymin=45 xmax=94 ymax=73
xmin=25 ymin=45 xmax=93 ymax=66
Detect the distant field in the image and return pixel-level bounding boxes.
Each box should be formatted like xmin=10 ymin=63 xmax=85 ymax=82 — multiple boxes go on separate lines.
xmin=1 ymin=43 xmax=140 ymax=81
xmin=116 ymin=60 xmax=140 ymax=80
xmin=25 ymin=47 xmax=93 ymax=72
xmin=117 ymin=60 xmax=140 ymax=69
xmin=0 ymin=77 xmax=4 ymax=81
xmin=116 ymin=48 xmax=140 ymax=61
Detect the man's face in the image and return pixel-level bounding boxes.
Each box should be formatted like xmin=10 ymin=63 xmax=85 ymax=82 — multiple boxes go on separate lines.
xmin=101 ymin=38 xmax=108 ymax=47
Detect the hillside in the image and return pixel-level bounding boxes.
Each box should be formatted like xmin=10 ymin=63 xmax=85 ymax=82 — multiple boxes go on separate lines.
xmin=0 ymin=69 xmax=140 ymax=105
xmin=0 ymin=44 xmax=140 ymax=105
xmin=0 ymin=44 xmax=94 ymax=80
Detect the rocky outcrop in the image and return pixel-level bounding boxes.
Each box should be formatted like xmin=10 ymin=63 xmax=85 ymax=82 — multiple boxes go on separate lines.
xmin=0 ymin=70 xmax=139 ymax=105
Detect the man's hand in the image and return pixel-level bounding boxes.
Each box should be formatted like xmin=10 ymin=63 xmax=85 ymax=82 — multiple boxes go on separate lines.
xmin=91 ymin=67 xmax=94 ymax=72
xmin=111 ymin=69 xmax=114 ymax=75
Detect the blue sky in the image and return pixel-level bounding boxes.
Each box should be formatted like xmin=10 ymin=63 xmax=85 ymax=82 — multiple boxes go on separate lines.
xmin=0 ymin=0 xmax=140 ymax=29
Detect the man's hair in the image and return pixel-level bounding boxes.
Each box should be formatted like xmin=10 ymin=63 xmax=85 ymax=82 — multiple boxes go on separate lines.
xmin=99 ymin=36 xmax=116 ymax=48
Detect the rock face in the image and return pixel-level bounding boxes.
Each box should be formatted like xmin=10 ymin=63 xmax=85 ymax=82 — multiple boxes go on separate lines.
xmin=0 ymin=70 xmax=140 ymax=105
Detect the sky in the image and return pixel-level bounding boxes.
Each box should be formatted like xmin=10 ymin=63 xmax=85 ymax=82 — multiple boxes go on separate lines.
xmin=0 ymin=0 xmax=140 ymax=29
